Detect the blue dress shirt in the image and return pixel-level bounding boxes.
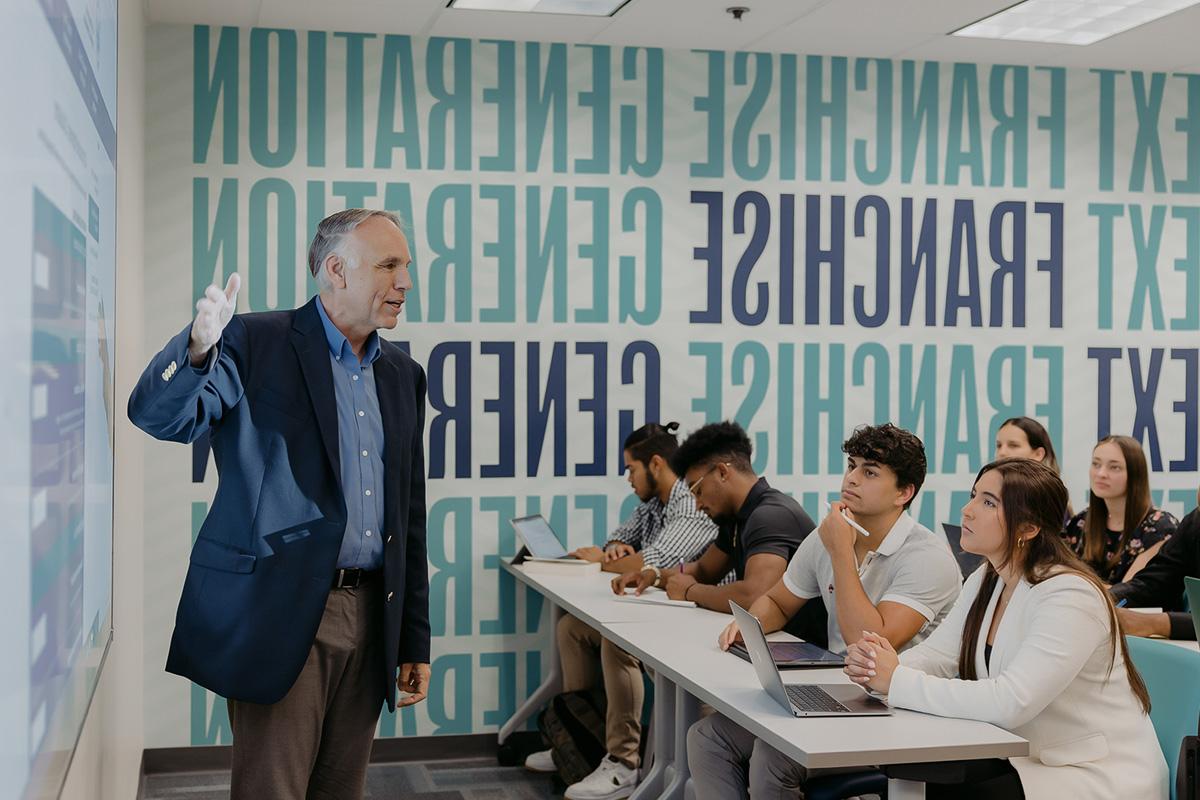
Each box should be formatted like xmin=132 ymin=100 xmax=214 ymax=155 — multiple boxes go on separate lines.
xmin=315 ymin=297 xmax=386 ymax=570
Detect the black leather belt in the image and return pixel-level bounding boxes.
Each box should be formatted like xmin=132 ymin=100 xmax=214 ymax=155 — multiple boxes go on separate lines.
xmin=332 ymin=568 xmax=380 ymax=589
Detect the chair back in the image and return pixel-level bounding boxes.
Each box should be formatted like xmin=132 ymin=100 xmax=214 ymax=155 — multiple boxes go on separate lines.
xmin=1126 ymin=635 xmax=1200 ymax=799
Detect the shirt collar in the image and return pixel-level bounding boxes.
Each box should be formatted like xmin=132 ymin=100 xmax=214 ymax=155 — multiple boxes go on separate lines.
xmin=315 ymin=296 xmax=381 ymax=365
xmin=735 ymin=477 xmax=771 ymax=524
xmin=665 ymin=477 xmax=688 ymax=509
xmin=872 ymin=511 xmax=919 ymax=558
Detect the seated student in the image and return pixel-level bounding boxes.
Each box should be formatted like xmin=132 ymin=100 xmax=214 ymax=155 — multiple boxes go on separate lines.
xmin=1111 ymin=496 xmax=1200 ymax=641
xmin=995 ymin=416 xmax=1073 ymax=517
xmin=687 ymin=423 xmax=962 ymax=800
xmin=1061 ymin=435 xmax=1177 ymax=584
xmin=846 ymin=459 xmax=1168 ymax=800
xmin=523 ymin=422 xmax=719 ymax=800
xmin=612 ymin=421 xmax=822 ymax=642
xmin=567 ymin=422 xmax=717 ymax=574
xmin=995 ymin=417 xmax=1061 ymax=469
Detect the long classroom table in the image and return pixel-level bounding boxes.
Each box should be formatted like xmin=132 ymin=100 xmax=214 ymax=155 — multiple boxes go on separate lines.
xmin=500 ymin=562 xmax=1028 ymax=800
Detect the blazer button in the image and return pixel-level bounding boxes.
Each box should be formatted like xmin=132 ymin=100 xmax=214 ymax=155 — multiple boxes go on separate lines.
xmin=387 ymin=591 xmax=394 ymax=602
xmin=386 ymin=535 xmax=393 ymax=543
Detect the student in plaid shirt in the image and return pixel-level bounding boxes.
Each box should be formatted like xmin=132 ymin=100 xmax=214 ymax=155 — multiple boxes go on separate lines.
xmin=570 ymin=422 xmax=720 ymax=575
xmin=525 ymin=422 xmax=718 ymax=800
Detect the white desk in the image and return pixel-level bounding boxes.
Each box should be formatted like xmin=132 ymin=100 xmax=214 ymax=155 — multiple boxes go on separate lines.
xmin=497 ymin=561 xmax=726 ymax=751
xmin=604 ymin=614 xmax=1028 ymax=799
xmin=501 ymin=561 xmax=1029 ymax=800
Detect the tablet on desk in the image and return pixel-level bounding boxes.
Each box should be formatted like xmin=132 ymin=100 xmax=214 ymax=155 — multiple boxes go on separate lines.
xmin=727 ymin=640 xmax=845 ymax=668
xmin=509 ymin=514 xmax=587 ymax=563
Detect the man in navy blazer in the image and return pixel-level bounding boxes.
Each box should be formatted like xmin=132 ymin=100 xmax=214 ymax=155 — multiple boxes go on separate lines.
xmin=129 ymin=209 xmax=430 ymax=799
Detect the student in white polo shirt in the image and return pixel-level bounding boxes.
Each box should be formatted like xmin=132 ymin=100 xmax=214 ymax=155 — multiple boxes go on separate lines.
xmin=686 ymin=423 xmax=962 ymax=799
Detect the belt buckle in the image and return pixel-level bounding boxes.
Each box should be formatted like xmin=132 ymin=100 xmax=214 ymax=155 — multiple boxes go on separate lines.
xmin=335 ymin=568 xmax=357 ymax=589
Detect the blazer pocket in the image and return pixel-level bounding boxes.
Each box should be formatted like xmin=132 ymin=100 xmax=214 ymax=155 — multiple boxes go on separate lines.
xmin=1038 ymin=733 xmax=1109 ymax=767
xmin=256 ymin=387 xmax=307 ymax=422
xmin=190 ymin=537 xmax=257 ymax=574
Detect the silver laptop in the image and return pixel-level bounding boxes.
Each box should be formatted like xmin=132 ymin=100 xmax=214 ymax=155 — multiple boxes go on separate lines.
xmin=730 ymin=602 xmax=891 ymax=717
xmin=509 ymin=515 xmax=585 ymax=563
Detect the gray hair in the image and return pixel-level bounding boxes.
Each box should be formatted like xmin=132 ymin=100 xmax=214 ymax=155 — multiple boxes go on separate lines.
xmin=308 ymin=208 xmax=405 ymax=288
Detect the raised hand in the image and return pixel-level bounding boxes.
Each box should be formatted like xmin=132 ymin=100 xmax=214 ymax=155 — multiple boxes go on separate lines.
xmin=189 ymin=273 xmax=241 ymax=365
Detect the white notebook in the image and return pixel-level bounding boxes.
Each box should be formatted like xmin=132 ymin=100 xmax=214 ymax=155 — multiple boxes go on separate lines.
xmin=614 ymin=588 xmax=697 ymax=608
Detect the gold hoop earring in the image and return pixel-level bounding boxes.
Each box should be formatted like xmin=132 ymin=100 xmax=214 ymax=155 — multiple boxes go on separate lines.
xmin=1017 ymin=537 xmax=1025 ymax=550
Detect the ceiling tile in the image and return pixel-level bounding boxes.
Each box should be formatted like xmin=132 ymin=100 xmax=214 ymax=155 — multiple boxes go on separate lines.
xmin=255 ymin=0 xmax=446 ymax=35
xmin=588 ymin=0 xmax=822 ymax=51
xmin=147 ymin=0 xmax=262 ymax=28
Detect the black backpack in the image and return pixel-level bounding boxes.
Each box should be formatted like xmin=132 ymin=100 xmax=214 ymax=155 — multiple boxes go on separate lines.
xmin=536 ymin=689 xmax=608 ymax=785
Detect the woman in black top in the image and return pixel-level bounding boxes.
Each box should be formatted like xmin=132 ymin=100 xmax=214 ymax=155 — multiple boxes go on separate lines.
xmin=1061 ymin=435 xmax=1176 ymax=584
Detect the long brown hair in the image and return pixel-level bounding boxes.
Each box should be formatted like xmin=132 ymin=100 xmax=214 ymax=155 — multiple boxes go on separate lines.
xmin=958 ymin=459 xmax=1151 ymax=714
xmin=1083 ymin=435 xmax=1152 ymax=574
xmin=998 ymin=416 xmax=1062 ymax=473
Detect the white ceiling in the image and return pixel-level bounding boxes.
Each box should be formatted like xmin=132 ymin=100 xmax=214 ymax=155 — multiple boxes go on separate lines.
xmin=145 ymin=0 xmax=1200 ymax=72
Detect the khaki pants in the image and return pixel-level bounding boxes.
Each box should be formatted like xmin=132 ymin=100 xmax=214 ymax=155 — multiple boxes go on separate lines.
xmin=557 ymin=613 xmax=645 ymax=768
xmin=227 ymin=575 xmax=385 ymax=800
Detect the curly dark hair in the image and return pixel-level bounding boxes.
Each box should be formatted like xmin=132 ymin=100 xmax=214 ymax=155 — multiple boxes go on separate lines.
xmin=624 ymin=421 xmax=681 ymax=468
xmin=670 ymin=421 xmax=754 ymax=477
xmin=841 ymin=423 xmax=927 ymax=508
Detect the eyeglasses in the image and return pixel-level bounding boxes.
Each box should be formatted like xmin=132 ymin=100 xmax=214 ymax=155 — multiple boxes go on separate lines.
xmin=688 ymin=463 xmax=726 ymax=499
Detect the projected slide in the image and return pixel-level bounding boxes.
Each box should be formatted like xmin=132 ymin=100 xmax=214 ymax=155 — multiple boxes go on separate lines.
xmin=0 ymin=0 xmax=116 ymax=797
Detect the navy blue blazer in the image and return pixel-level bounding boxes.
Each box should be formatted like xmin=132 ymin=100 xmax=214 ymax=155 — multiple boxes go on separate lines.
xmin=128 ymin=298 xmax=429 ymax=709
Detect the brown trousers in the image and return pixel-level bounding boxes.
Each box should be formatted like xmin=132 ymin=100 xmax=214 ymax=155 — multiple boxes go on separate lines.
xmin=557 ymin=613 xmax=645 ymax=768
xmin=227 ymin=574 xmax=385 ymax=800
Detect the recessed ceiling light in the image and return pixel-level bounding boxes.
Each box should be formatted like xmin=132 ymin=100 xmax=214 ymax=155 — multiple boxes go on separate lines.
xmin=952 ymin=0 xmax=1200 ymax=45
xmin=448 ymin=0 xmax=632 ymax=16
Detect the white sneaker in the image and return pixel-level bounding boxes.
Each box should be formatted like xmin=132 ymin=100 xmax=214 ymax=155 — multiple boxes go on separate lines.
xmin=524 ymin=749 xmax=557 ymax=773
xmin=564 ymin=755 xmax=638 ymax=800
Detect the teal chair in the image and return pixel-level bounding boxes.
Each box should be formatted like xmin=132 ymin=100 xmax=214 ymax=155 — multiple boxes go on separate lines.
xmin=1125 ymin=635 xmax=1200 ymax=799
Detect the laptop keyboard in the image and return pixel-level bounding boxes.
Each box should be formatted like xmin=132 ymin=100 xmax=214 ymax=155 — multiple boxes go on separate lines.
xmin=785 ymin=684 xmax=850 ymax=713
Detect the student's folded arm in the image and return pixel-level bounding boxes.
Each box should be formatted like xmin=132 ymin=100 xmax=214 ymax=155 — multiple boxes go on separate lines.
xmin=871 ymin=548 xmax=963 ymax=649
xmin=1169 ymin=611 xmax=1198 ymax=640
xmin=601 ymin=552 xmax=643 ymax=574
xmin=757 ymin=579 xmax=808 ymax=634
xmin=691 ymin=552 xmax=787 ymax=612
xmin=890 ymin=578 xmax=1109 ymax=730
xmin=689 ymin=542 xmax=734 ymax=585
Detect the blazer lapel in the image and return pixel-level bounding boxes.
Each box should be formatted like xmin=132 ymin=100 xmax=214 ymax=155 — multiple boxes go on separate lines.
xmin=987 ymin=579 xmax=1030 ymax=675
xmin=373 ymin=350 xmax=411 ymax=550
xmin=291 ymin=301 xmax=341 ymax=480
xmin=978 ymin=579 xmax=1004 ymax=677
xmin=374 ymin=354 xmax=406 ymax=470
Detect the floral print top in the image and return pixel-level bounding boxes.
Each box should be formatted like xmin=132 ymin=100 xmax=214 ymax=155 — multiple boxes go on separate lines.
xmin=1061 ymin=507 xmax=1178 ymax=583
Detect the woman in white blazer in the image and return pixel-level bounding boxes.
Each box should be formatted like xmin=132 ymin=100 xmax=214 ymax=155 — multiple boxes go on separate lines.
xmin=844 ymin=458 xmax=1167 ymax=799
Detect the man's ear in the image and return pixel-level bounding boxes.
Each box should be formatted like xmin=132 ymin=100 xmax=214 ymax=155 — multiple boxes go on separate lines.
xmin=894 ymin=483 xmax=916 ymax=509
xmin=324 ymin=253 xmax=346 ymax=288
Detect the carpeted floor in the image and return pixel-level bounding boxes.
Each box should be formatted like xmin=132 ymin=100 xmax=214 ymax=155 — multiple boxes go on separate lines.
xmin=142 ymin=757 xmax=560 ymax=799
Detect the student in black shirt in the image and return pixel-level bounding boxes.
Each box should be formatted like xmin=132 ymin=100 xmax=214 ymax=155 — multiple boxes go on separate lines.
xmin=613 ymin=421 xmax=825 ymax=643
xmin=1111 ymin=504 xmax=1200 ymax=640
